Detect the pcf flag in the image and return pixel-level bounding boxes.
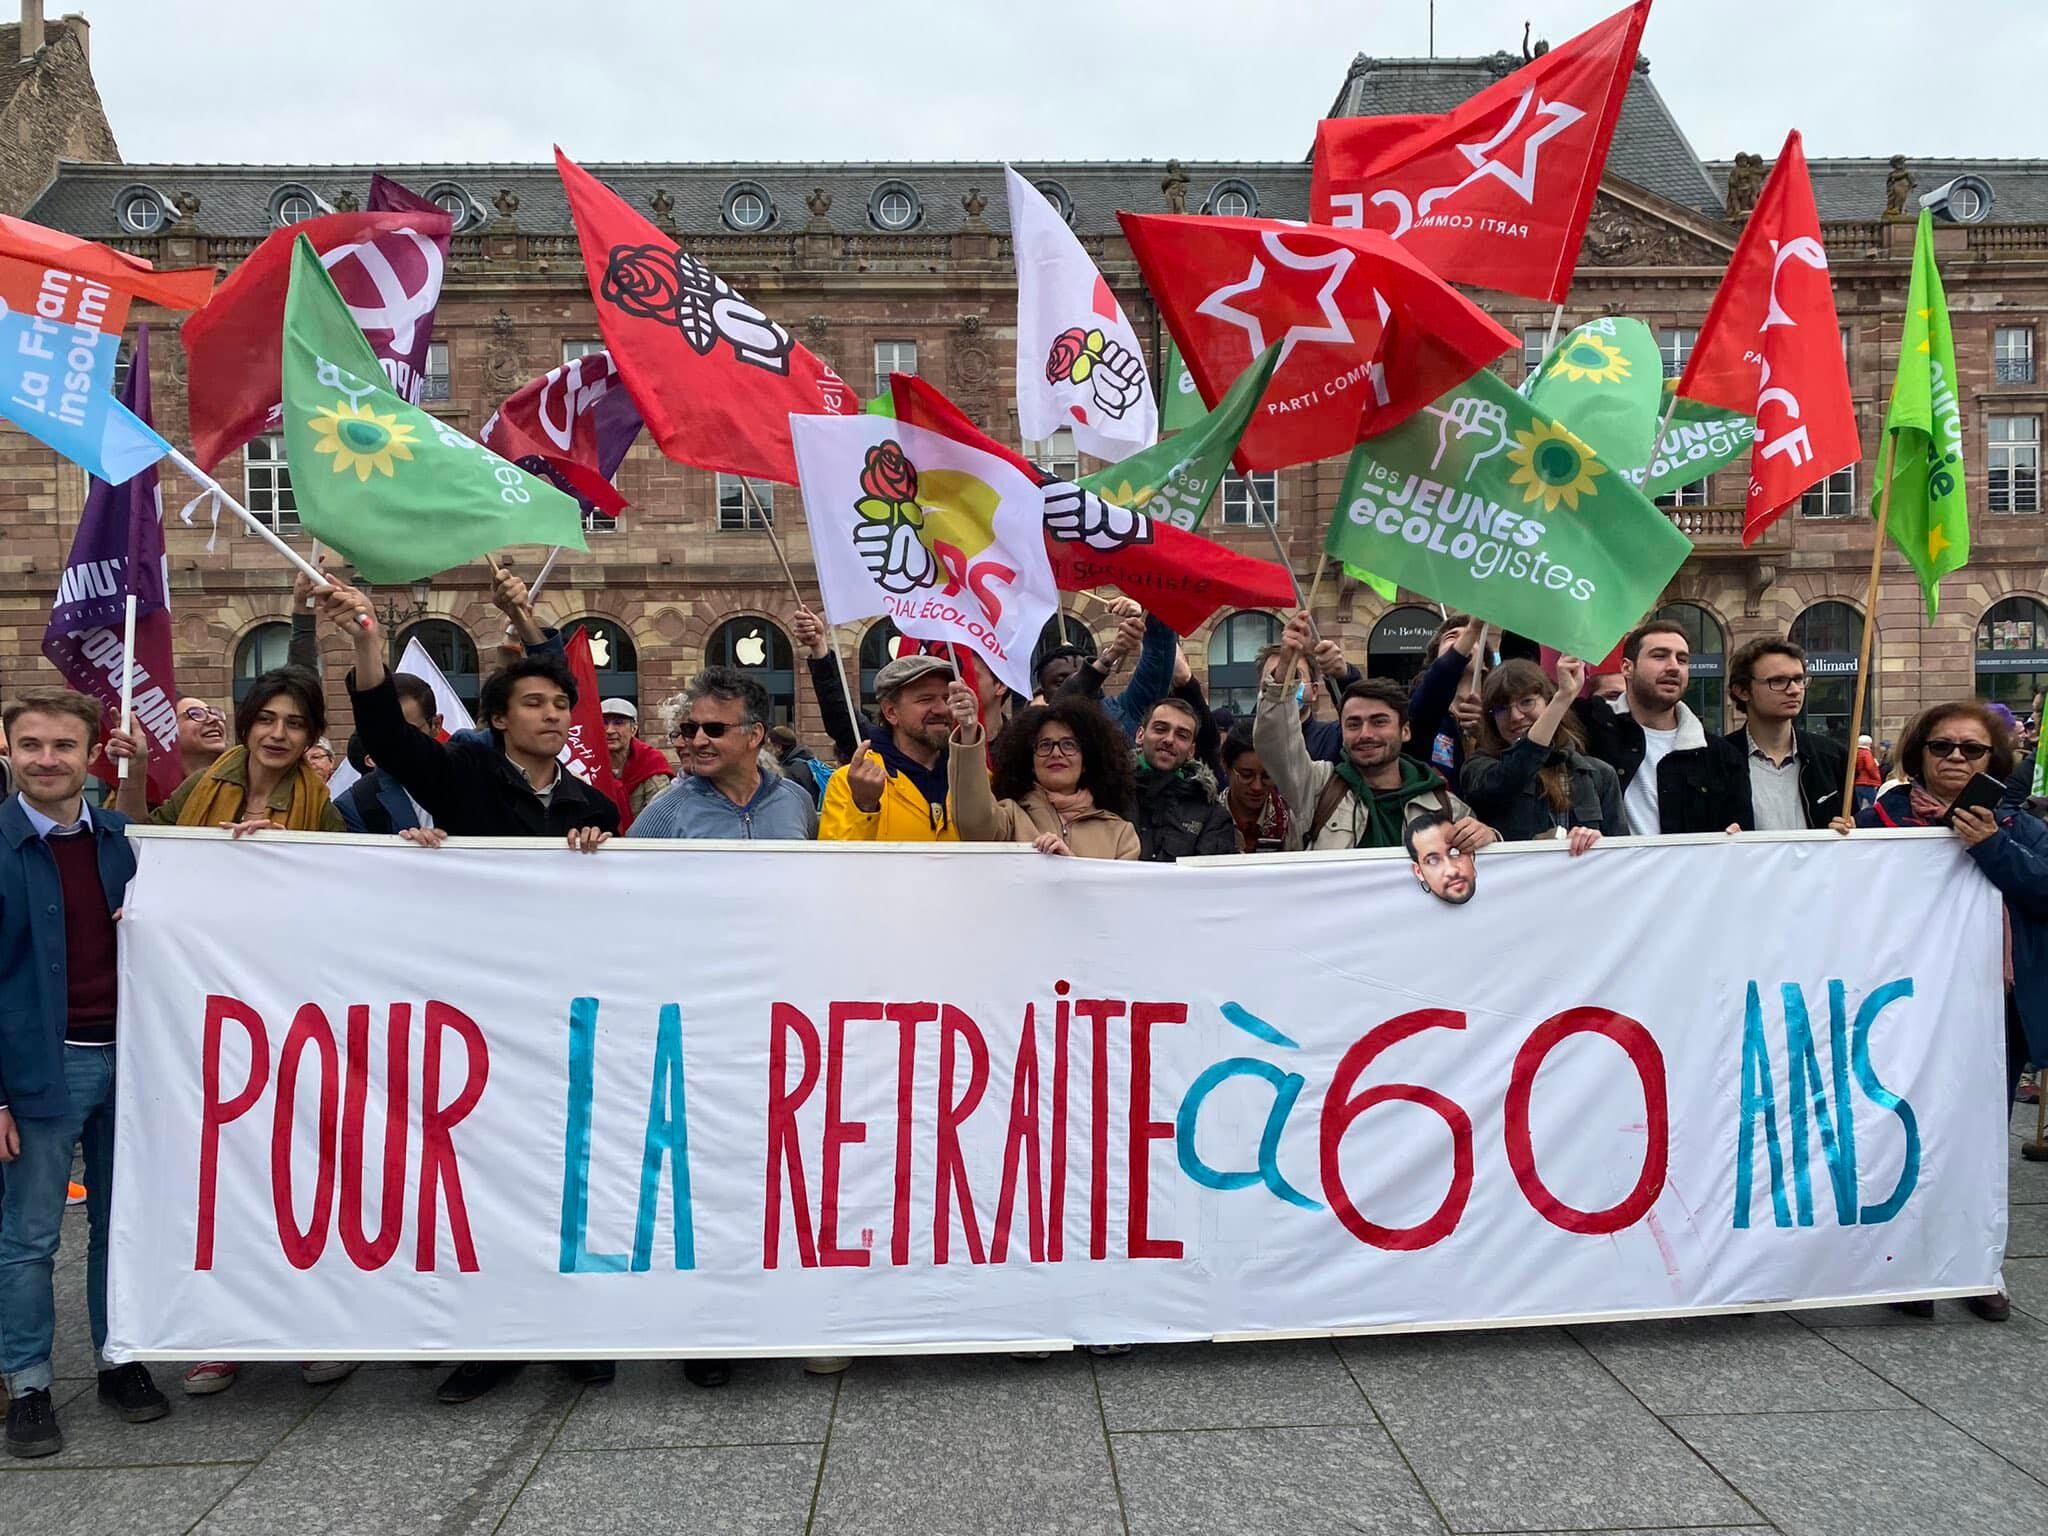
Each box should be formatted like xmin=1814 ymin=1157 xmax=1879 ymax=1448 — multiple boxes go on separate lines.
xmin=557 ymin=149 xmax=854 ymax=484
xmin=1880 ymin=210 xmax=1968 ymax=617
xmin=280 ymin=236 xmax=587 ymax=582
xmin=41 ymin=326 xmax=183 ymax=801
xmin=789 ymin=412 xmax=1054 ymax=697
xmin=1523 ymin=317 xmax=1663 ymax=475
xmin=182 ymin=207 xmax=454 ymax=470
xmin=1326 ymin=366 xmax=1692 ymax=659
xmin=480 ymin=349 xmax=644 ymax=519
xmin=1007 ymin=165 xmax=1156 ymax=461
xmin=1310 ymin=0 xmax=1651 ymax=303
xmin=1676 ymin=131 xmax=1858 ymax=545
xmin=1121 ymin=213 xmax=1514 ymax=470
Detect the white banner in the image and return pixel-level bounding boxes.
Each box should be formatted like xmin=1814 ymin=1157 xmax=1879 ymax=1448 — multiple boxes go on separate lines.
xmin=109 ymin=829 xmax=2006 ymax=1361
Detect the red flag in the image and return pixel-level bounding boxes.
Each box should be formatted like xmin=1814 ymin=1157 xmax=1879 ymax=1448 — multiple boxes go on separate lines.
xmin=1310 ymin=0 xmax=1651 ymax=303
xmin=561 ymin=628 xmax=628 ymax=825
xmin=1120 ymin=214 xmax=1514 ymax=472
xmin=182 ymin=208 xmax=454 ymax=470
xmin=555 ymin=148 xmax=854 ymax=484
xmin=1677 ymin=131 xmax=1857 ymax=545
xmin=480 ymin=350 xmax=644 ymax=517
xmin=890 ymin=374 xmax=1297 ymax=635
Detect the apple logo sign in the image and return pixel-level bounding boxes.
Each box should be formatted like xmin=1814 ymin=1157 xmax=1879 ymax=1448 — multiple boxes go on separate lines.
xmin=587 ymin=633 xmax=612 ymax=669
xmin=735 ymin=627 xmax=768 ymax=667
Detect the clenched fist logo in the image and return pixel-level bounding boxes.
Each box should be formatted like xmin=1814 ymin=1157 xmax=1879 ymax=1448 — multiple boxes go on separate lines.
xmin=1046 ymin=327 xmax=1145 ymax=422
xmin=1043 ymin=481 xmax=1155 ymax=552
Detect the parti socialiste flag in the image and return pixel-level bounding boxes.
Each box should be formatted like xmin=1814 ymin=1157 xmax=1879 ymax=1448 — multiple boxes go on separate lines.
xmin=1676 ymin=130 xmax=1858 ymax=545
xmin=1120 ymin=213 xmax=1514 ymax=472
xmin=480 ymin=349 xmax=645 ymax=520
xmin=556 ymin=148 xmax=854 ymax=485
xmin=42 ymin=326 xmax=184 ymax=802
xmin=789 ymin=410 xmax=1056 ymax=698
xmin=1006 ymin=165 xmax=1156 ymax=461
xmin=183 ymin=204 xmax=454 ymax=470
xmin=1310 ymin=0 xmax=1651 ymax=304
xmin=887 ymin=373 xmax=1298 ymax=636
xmin=0 ymin=215 xmax=212 ymax=484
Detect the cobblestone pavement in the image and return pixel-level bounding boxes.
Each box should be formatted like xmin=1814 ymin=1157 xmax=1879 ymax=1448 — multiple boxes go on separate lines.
xmin=5 ymin=1106 xmax=2044 ymax=1536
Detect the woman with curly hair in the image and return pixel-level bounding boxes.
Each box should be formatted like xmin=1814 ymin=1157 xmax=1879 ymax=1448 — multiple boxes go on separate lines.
xmin=947 ymin=680 xmax=1139 ymax=859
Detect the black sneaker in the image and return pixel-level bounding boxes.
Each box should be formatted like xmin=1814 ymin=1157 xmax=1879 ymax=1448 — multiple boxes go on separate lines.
xmin=97 ymin=1364 xmax=169 ymax=1423
xmin=436 ymin=1360 xmax=523 ymax=1404
xmin=564 ymin=1359 xmax=615 ymax=1386
xmin=5 ymin=1389 xmax=61 ymax=1458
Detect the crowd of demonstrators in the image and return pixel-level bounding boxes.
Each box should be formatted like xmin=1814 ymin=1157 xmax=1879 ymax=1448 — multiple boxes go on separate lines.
xmin=1573 ymin=619 xmax=1708 ymax=837
xmin=1461 ymin=655 xmax=1618 ymax=850
xmin=602 ymin=699 xmax=675 ymax=828
xmin=1129 ymin=697 xmax=1236 ymax=862
xmin=1051 ymin=602 xmax=1176 ymax=735
xmin=821 ymin=654 xmax=960 ymax=843
xmin=949 ymin=683 xmax=1140 ymax=859
xmin=1221 ymin=724 xmax=1289 ymax=853
xmin=1658 ymin=638 xmax=1847 ymax=835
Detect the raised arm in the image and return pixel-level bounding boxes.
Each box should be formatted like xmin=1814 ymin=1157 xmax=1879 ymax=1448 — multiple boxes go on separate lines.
xmin=1253 ymin=611 xmax=1318 ymax=824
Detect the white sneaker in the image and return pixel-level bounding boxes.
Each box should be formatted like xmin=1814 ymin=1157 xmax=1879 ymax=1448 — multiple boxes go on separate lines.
xmin=181 ymin=1361 xmax=240 ymax=1395
xmin=803 ymin=1356 xmax=852 ymax=1375
xmin=299 ymin=1361 xmax=357 ymax=1386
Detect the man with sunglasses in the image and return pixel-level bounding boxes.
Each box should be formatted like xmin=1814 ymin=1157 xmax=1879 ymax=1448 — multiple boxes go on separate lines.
xmin=172 ymin=697 xmax=228 ymax=782
xmin=1658 ymin=637 xmax=1847 ymax=834
xmin=629 ymin=669 xmax=816 ymax=841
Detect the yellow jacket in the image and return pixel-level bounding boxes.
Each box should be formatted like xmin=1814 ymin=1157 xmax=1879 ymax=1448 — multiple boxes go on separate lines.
xmin=819 ymin=753 xmax=959 ymax=842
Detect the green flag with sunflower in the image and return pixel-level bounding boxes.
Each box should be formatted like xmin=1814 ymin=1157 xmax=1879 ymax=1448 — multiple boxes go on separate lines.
xmin=1159 ymin=337 xmax=1208 ymax=434
xmin=280 ymin=236 xmax=586 ymax=584
xmin=1524 ymin=317 xmax=1664 ymax=476
xmin=1078 ymin=344 xmax=1279 ymax=530
xmin=1326 ymin=367 xmax=1692 ymax=660
xmin=1880 ymin=209 xmax=1968 ymax=618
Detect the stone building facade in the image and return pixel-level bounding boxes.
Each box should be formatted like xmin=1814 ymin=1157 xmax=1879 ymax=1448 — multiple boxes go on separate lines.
xmin=3 ymin=22 xmax=2047 ymax=757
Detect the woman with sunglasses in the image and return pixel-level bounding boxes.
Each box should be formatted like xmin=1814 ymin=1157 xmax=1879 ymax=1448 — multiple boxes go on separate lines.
xmin=947 ymin=682 xmax=1139 ymax=859
xmin=1858 ymin=700 xmax=2048 ymax=1323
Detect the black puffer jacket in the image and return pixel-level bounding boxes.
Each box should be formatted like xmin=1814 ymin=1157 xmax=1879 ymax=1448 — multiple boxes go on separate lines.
xmin=1132 ymin=765 xmax=1238 ymax=863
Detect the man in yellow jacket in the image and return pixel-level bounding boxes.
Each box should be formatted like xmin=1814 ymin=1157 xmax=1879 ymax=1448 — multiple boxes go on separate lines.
xmin=819 ymin=654 xmax=961 ymax=842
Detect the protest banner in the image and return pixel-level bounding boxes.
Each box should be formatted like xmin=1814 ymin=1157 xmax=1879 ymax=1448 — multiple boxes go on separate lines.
xmin=109 ymin=829 xmax=2004 ymax=1361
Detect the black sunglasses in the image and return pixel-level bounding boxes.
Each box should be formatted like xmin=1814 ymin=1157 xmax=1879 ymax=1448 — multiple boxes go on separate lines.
xmin=1924 ymin=738 xmax=1991 ymax=762
xmin=672 ymin=721 xmax=745 ymax=740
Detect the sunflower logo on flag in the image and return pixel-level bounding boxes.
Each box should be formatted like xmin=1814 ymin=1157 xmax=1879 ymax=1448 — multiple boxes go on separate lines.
xmin=1547 ymin=332 xmax=1631 ymax=385
xmin=1506 ymin=417 xmax=1605 ymax=513
xmin=308 ymin=400 xmax=419 ymax=481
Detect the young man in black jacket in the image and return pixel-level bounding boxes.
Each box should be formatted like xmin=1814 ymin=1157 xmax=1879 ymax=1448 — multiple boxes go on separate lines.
xmin=1131 ymin=697 xmax=1238 ymax=862
xmin=1657 ymin=637 xmax=1848 ymax=834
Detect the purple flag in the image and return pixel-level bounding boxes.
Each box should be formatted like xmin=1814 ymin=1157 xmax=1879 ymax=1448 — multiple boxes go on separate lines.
xmin=42 ymin=326 xmax=183 ymax=802
xmin=480 ymin=349 xmax=645 ymax=520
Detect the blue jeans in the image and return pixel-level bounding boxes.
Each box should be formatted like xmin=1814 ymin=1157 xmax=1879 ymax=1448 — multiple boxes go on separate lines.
xmin=0 ymin=1045 xmax=116 ymax=1394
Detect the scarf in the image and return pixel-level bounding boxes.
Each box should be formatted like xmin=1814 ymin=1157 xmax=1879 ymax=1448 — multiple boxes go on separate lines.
xmin=1333 ymin=753 xmax=1450 ymax=849
xmin=1900 ymin=783 xmax=2015 ymax=986
xmin=175 ymin=746 xmax=334 ymax=831
xmin=1231 ymin=788 xmax=1290 ymax=852
xmin=1042 ymin=787 xmax=1096 ymax=827
xmin=871 ymin=724 xmax=949 ymax=810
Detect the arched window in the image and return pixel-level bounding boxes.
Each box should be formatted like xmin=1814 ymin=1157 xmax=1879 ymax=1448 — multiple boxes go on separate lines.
xmin=1652 ymin=602 xmax=1727 ymax=734
xmin=397 ymin=619 xmax=481 ymax=715
xmin=1790 ymin=601 xmax=1867 ymax=746
xmin=564 ymin=618 xmax=639 ymax=708
xmin=1205 ymin=611 xmax=1280 ymax=714
xmin=706 ymin=616 xmax=796 ymax=725
xmin=1030 ymin=614 xmax=1097 ymax=691
xmin=1976 ymin=595 xmax=2048 ymax=711
xmin=232 ymin=622 xmax=293 ymax=705
xmin=1368 ymin=605 xmax=1442 ymax=688
xmin=859 ymin=618 xmax=905 ymax=709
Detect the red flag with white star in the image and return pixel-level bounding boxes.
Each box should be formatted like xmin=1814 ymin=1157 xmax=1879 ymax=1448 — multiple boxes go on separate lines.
xmin=1120 ymin=214 xmax=1514 ymax=471
xmin=1677 ymin=131 xmax=1858 ymax=545
xmin=1310 ymin=0 xmax=1651 ymax=304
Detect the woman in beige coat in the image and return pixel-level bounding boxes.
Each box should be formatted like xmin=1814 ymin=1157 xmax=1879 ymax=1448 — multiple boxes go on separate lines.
xmin=947 ymin=681 xmax=1140 ymax=860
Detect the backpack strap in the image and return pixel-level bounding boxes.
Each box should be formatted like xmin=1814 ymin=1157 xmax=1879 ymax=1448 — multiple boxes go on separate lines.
xmin=1306 ymin=771 xmax=1354 ymax=845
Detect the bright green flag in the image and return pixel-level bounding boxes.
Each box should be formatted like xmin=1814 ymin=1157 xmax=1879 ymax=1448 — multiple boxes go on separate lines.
xmin=1633 ymin=386 xmax=1756 ymax=499
xmin=1079 ymin=345 xmax=1280 ymax=530
xmin=1160 ymin=337 xmax=1206 ymax=433
xmin=1880 ymin=209 xmax=1968 ymax=617
xmin=281 ymin=236 xmax=586 ymax=584
xmin=863 ymin=391 xmax=897 ymax=418
xmin=1327 ymin=367 xmax=1692 ymax=660
xmin=1343 ymin=564 xmax=1399 ymax=601
xmin=1525 ymin=317 xmax=1664 ymax=476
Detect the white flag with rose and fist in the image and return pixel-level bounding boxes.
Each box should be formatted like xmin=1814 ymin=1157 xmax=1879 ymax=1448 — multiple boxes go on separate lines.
xmin=788 ymin=412 xmax=1055 ymax=699
xmin=1007 ymin=165 xmax=1157 ymax=462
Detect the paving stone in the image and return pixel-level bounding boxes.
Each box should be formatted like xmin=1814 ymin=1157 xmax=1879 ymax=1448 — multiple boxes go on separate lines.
xmin=1822 ymin=1312 xmax=2048 ymax=1481
xmin=497 ymin=1444 xmax=820 ymax=1535
xmin=1572 ymin=1311 xmax=1909 ymax=1415
xmin=554 ymin=1358 xmax=835 ymax=1452
xmin=0 ymin=1464 xmax=248 ymax=1536
xmin=2003 ymin=1257 xmax=2048 ymax=1321
xmin=1113 ymin=1425 xmax=1446 ymax=1536
xmin=1670 ymin=1408 xmax=2045 ymax=1536
xmin=2006 ymin=1201 xmax=2048 ymax=1257
xmin=810 ymin=1354 xmax=1121 ymax=1536
xmin=1092 ymin=1340 xmax=1374 ymax=1432
xmin=0 ymin=1362 xmax=328 ymax=1471
xmin=1341 ymin=1329 xmax=1757 ymax=1533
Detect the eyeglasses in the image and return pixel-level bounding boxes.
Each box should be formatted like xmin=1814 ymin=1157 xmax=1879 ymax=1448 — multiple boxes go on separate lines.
xmin=1925 ymin=738 xmax=1992 ymax=762
xmin=1033 ymin=737 xmax=1082 ymax=759
xmin=672 ymin=721 xmax=744 ymax=740
xmin=1754 ymin=674 xmax=1809 ymax=693
xmin=180 ymin=706 xmax=224 ymax=723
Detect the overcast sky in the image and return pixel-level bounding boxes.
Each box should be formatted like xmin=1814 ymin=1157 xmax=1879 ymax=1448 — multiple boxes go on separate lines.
xmin=74 ymin=0 xmax=2046 ymax=167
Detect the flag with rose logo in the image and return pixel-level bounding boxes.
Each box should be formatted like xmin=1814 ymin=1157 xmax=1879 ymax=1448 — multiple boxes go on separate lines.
xmin=280 ymin=236 xmax=586 ymax=583
xmin=1007 ymin=166 xmax=1157 ymax=462
xmin=789 ymin=413 xmax=1056 ymax=698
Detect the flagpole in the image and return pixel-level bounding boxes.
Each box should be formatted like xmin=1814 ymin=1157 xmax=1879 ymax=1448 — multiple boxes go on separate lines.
xmin=1542 ymin=302 xmax=1566 ymax=357
xmin=1242 ymin=474 xmax=1344 ymax=711
xmin=1841 ymin=433 xmax=1900 ymax=814
xmin=741 ymin=475 xmax=865 ymax=752
xmin=115 ymin=594 xmax=137 ymax=781
xmin=526 ymin=546 xmax=564 ymax=603
xmin=162 ymin=448 xmax=368 ymax=629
